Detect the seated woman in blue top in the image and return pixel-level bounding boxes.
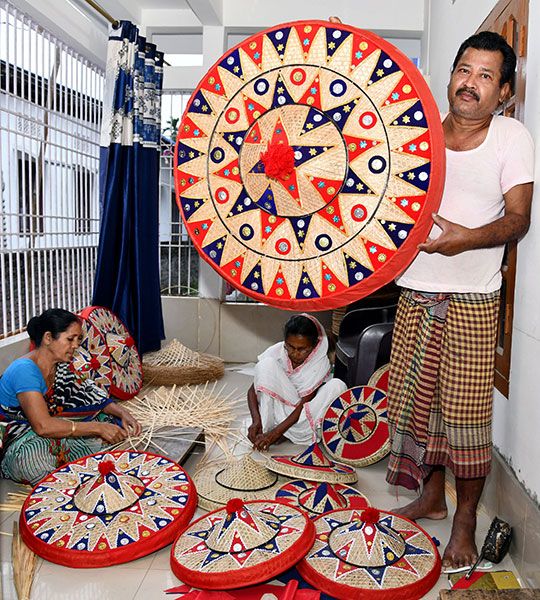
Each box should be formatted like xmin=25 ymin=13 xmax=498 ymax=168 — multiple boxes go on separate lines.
xmin=0 ymin=308 xmax=141 ymax=484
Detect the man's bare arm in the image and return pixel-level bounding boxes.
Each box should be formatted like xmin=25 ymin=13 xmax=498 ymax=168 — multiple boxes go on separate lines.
xmin=418 ymin=182 xmax=533 ymax=256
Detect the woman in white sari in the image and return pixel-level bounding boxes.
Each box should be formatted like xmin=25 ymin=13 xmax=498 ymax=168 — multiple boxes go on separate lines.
xmin=247 ymin=314 xmax=347 ymax=450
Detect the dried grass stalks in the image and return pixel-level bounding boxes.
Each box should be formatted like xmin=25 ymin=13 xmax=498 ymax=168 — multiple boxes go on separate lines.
xmin=116 ymin=382 xmax=243 ymax=457
xmin=12 ymin=521 xmax=38 ymax=600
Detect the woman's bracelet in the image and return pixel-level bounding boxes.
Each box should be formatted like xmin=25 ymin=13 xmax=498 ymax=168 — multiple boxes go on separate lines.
xmin=70 ymin=421 xmax=77 ymax=437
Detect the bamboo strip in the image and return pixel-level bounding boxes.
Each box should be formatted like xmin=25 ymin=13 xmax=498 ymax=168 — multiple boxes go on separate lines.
xmin=111 ymin=382 xmax=243 ymax=456
xmin=12 ymin=521 xmax=38 ymax=600
xmin=0 ymin=492 xmax=31 ymax=512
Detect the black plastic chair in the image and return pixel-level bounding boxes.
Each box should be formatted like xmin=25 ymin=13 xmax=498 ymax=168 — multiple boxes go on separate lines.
xmin=335 ymin=300 xmax=397 ymax=387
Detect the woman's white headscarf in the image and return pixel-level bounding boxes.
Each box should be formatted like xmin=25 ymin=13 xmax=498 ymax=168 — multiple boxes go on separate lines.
xmin=254 ymin=314 xmax=331 ymax=405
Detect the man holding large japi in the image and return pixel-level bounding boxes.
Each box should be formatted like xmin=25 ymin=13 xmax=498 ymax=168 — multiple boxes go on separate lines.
xmin=387 ymin=31 xmax=534 ymax=572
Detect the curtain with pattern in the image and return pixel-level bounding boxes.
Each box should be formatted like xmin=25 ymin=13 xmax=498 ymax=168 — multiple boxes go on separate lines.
xmin=93 ymin=21 xmax=165 ymax=354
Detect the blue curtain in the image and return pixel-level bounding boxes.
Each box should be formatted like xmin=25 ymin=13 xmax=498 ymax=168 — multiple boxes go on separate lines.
xmin=93 ymin=21 xmax=165 ymax=354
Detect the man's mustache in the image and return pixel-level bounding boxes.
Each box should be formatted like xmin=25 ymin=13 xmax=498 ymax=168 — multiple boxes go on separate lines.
xmin=456 ymin=86 xmax=480 ymax=101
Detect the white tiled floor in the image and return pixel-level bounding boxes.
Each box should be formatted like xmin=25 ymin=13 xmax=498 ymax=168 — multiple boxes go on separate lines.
xmin=0 ymin=365 xmax=521 ymax=599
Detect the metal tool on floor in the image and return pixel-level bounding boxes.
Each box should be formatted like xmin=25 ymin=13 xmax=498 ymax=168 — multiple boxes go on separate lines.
xmin=465 ymin=517 xmax=513 ymax=580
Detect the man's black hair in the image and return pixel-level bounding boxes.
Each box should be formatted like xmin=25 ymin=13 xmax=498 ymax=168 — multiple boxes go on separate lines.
xmin=452 ymin=31 xmax=516 ymax=91
xmin=284 ymin=315 xmax=318 ymax=346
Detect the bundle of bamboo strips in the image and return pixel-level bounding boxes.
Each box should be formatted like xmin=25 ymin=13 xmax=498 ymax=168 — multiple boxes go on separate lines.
xmin=115 ymin=382 xmax=243 ymax=457
xmin=12 ymin=521 xmax=38 ymax=600
xmin=0 ymin=490 xmax=31 ymax=512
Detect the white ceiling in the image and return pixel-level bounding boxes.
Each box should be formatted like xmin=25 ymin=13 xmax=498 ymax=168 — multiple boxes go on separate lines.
xmin=92 ymin=0 xmax=426 ymax=31
xmin=96 ymin=0 xmax=220 ymax=27
xmin=137 ymin=0 xmax=189 ymax=7
xmin=43 ymin=0 xmax=425 ymax=68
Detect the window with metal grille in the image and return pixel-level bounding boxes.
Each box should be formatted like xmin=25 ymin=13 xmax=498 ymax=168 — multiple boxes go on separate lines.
xmin=0 ymin=0 xmax=103 ymax=338
xmin=73 ymin=165 xmax=94 ymax=234
xmin=158 ymin=91 xmax=255 ymax=302
xmin=17 ymin=150 xmax=43 ymax=235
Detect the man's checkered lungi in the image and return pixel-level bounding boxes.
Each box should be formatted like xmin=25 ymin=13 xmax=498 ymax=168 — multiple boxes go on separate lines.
xmin=386 ymin=288 xmax=500 ymax=490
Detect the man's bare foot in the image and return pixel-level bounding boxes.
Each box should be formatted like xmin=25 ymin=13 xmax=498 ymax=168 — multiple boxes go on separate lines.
xmin=391 ymin=495 xmax=448 ymax=521
xmin=442 ymin=511 xmax=478 ymax=570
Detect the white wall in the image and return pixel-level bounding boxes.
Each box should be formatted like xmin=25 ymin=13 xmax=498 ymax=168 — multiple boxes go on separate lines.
xmin=162 ymin=2 xmax=425 ymax=90
xmin=222 ymin=0 xmax=424 ymax=31
xmin=497 ymin=0 xmax=540 ymax=503
xmin=427 ymin=0 xmax=501 ymax=110
xmin=0 ymin=333 xmax=30 ymax=374
xmin=427 ymin=0 xmax=540 ymax=502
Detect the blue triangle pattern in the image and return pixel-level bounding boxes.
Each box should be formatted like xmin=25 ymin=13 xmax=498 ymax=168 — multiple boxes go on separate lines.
xmin=255 ymin=186 xmax=278 ymax=215
xmin=344 ymin=252 xmax=373 ymax=286
xmin=343 ymin=167 xmax=377 ymax=195
xmin=116 ymin=530 xmax=137 ymax=545
xmin=373 ymin=389 xmax=387 ymax=405
xmin=182 ymin=197 xmax=206 ymax=218
xmin=313 ymin=483 xmax=329 ymax=505
xmin=326 ymin=437 xmax=341 ymax=453
xmin=37 ymin=527 xmax=57 ymax=542
xmin=325 ymin=27 xmax=351 ymax=58
xmin=292 ymin=145 xmax=328 ymax=167
xmin=272 ymin=74 xmax=295 ymax=109
xmin=71 ymin=535 xmax=90 ymax=551
xmin=188 ymin=529 xmax=209 ymax=540
xmin=394 ymin=99 xmax=428 ymax=128
xmin=295 ymin=443 xmax=317 ymax=465
xmin=266 ymin=27 xmax=291 ymax=57
xmin=219 ymin=48 xmax=243 ymax=79
xmin=249 ymin=160 xmax=266 ymax=174
xmin=222 ymin=129 xmax=248 ymax=153
xmin=365 ymin=566 xmax=387 ymax=585
xmin=202 ymin=235 xmax=227 ymax=265
xmin=296 ymin=268 xmax=320 ymax=301
xmin=201 ymin=548 xmax=226 ymax=568
xmin=322 ymin=418 xmax=337 ymax=432
xmin=397 ymin=162 xmax=431 ymax=192
xmin=325 ymin=100 xmax=356 ymax=131
xmin=176 ymin=141 xmax=203 ymax=166
xmin=151 ymin=514 xmax=172 ymax=528
xmin=188 ymin=90 xmax=212 ymax=115
xmin=242 ymin=262 xmax=263 ymax=295
xmin=300 ymin=108 xmax=332 ymax=134
xmin=404 ymin=541 xmax=431 ymax=556
xmin=228 ymin=190 xmax=258 ymax=216
xmin=369 ymin=50 xmax=402 ymax=84
xmin=322 ymin=497 xmax=336 ymax=512
xmin=290 ymin=215 xmax=312 ymax=248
